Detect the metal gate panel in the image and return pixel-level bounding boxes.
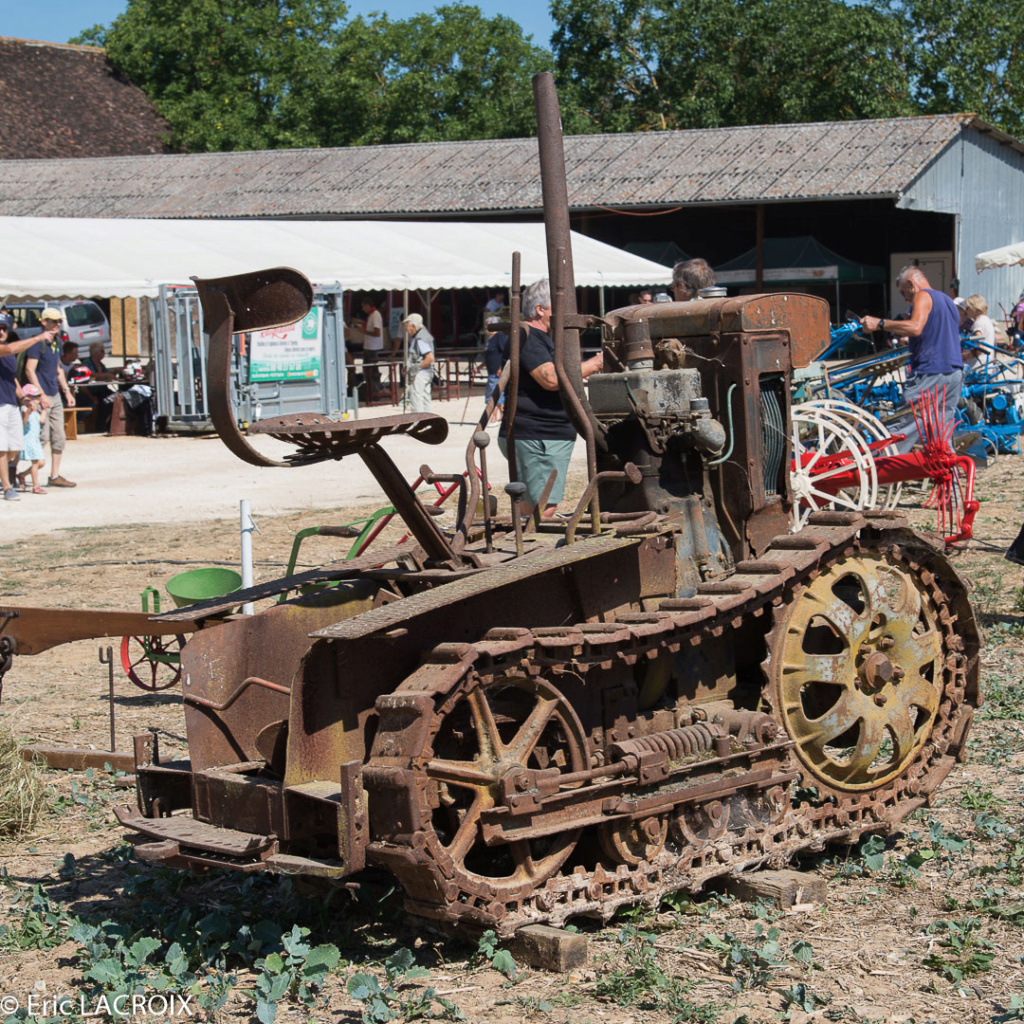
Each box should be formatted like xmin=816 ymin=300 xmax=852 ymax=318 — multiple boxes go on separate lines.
xmin=152 ymin=284 xmax=348 ymax=428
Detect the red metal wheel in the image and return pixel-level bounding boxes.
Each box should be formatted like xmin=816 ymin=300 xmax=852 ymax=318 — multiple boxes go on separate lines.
xmin=120 ymin=634 xmax=186 ymax=691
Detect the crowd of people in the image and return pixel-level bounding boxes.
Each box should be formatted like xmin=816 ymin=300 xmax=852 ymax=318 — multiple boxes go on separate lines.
xmin=0 ymin=302 xmax=160 ymax=502
xmin=0 ymin=306 xmax=76 ymax=501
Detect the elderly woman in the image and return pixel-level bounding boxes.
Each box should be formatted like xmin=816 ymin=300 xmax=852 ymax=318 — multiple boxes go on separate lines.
xmin=498 ymin=278 xmax=603 ymax=519
xmin=964 ymin=294 xmax=996 ymax=347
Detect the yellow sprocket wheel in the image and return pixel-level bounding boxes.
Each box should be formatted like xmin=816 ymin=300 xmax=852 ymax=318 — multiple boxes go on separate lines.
xmin=765 ymin=549 xmax=945 ymax=793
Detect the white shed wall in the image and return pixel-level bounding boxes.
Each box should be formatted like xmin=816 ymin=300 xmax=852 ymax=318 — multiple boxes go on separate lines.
xmin=902 ymin=130 xmax=1024 ymax=314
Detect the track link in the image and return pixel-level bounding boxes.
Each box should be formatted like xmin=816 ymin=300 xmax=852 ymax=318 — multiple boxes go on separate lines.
xmin=363 ymin=511 xmax=980 ymax=937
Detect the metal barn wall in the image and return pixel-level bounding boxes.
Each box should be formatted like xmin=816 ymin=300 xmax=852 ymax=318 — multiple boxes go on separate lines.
xmin=901 ymin=129 xmax=1024 ymax=313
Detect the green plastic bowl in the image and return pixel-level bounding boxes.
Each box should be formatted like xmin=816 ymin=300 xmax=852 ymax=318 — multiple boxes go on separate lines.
xmin=165 ymin=567 xmax=243 ymax=608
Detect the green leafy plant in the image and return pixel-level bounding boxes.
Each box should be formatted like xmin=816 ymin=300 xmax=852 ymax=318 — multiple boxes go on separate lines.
xmin=251 ymin=924 xmax=340 ymax=1023
xmin=780 ymin=981 xmax=830 ymax=1015
xmin=921 ymin=917 xmax=995 ymax=986
xmin=0 ymin=886 xmax=69 ymax=951
xmin=960 ymin=784 xmax=1005 ymax=812
xmin=347 ymin=947 xmax=464 ymax=1022
xmin=965 ymin=887 xmax=1024 ymax=928
xmin=857 ymin=834 xmax=887 ymax=873
xmin=701 ymin=923 xmax=784 ymax=991
xmin=596 ymin=925 xmax=718 ymax=1020
xmin=474 ymin=929 xmax=517 ymax=979
xmin=994 ymin=992 xmax=1024 ymax=1022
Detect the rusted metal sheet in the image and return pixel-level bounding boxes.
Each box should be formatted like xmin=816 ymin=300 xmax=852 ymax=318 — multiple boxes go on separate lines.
xmin=194 ymin=268 xmax=314 ymax=468
xmin=22 ymin=746 xmax=135 ymax=772
xmin=180 ymin=584 xmax=377 ymax=773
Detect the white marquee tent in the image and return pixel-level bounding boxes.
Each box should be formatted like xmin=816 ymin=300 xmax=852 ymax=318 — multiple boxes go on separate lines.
xmin=0 ymin=217 xmax=671 ymax=299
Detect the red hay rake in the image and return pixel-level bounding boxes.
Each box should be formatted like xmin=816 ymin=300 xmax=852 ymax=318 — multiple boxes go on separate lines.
xmin=793 ymin=388 xmax=979 ymax=546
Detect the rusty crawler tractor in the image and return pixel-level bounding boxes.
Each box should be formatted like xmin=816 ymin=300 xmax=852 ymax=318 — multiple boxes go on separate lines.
xmin=116 ymin=75 xmax=980 ymax=938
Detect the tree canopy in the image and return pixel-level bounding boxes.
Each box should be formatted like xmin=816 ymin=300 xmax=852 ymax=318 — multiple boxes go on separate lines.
xmin=72 ymin=0 xmax=1024 ymax=152
xmin=74 ymin=0 xmax=551 ymax=151
xmin=551 ymin=0 xmax=913 ymax=132
xmin=896 ymin=0 xmax=1024 ymax=139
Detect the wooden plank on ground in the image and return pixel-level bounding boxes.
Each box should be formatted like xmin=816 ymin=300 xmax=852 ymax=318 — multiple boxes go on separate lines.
xmin=509 ymin=924 xmax=587 ymax=972
xmin=724 ymin=869 xmax=827 ymax=908
xmin=22 ymin=746 xmax=135 ymax=772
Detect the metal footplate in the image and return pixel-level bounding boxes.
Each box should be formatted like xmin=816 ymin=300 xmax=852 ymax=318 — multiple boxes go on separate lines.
xmin=114 ymin=804 xmax=278 ymax=868
xmin=249 ymin=412 xmax=449 ymax=464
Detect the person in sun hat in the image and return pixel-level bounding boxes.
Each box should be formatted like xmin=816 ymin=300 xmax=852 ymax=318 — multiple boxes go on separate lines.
xmin=0 ymin=311 xmax=56 ymax=501
xmin=16 ymin=383 xmax=47 ymax=494
xmin=23 ymin=306 xmax=76 ymax=487
xmin=401 ymin=312 xmax=435 ymax=414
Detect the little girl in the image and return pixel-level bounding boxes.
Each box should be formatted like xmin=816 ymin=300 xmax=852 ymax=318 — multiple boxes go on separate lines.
xmin=17 ymin=384 xmax=46 ymax=495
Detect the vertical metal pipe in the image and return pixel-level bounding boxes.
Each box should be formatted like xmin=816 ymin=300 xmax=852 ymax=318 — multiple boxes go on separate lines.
xmin=478 ymin=435 xmax=492 ymax=553
xmin=532 ymin=71 xmax=604 ymax=457
xmin=505 ymin=252 xmax=522 ymax=485
xmin=552 ymin=248 xmax=600 ymax=528
xmin=755 ymin=204 xmax=765 ymax=292
xmin=99 ymin=645 xmax=115 ymax=752
xmin=240 ymin=499 xmax=255 ymax=615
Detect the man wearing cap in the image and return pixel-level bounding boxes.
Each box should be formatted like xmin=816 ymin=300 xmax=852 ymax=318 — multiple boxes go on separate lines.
xmin=0 ymin=311 xmax=56 ymax=500
xmin=401 ymin=313 xmax=435 ymax=414
xmin=24 ymin=307 xmax=76 ymax=487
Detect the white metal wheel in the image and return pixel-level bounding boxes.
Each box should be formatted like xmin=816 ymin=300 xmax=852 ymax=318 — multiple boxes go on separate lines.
xmin=798 ymin=398 xmax=902 ymax=510
xmin=790 ymin=404 xmax=878 ymax=530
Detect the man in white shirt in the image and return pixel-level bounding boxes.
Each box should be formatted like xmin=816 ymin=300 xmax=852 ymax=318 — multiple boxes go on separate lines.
xmin=359 ymin=296 xmax=385 ymax=396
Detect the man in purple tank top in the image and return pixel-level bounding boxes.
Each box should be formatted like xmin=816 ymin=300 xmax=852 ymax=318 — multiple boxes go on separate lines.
xmin=861 ymin=266 xmax=963 ymax=453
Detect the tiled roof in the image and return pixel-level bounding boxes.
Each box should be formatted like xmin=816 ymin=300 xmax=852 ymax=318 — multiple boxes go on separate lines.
xmin=0 ymin=112 xmax=994 ymax=218
xmin=0 ymin=36 xmax=169 ymax=160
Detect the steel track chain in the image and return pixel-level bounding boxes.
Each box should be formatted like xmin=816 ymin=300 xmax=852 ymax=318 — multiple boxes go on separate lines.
xmin=364 ymin=510 xmax=979 ymax=937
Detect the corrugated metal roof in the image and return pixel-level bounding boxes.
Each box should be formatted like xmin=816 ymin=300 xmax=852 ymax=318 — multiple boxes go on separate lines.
xmin=0 ymin=113 xmax=988 ymax=219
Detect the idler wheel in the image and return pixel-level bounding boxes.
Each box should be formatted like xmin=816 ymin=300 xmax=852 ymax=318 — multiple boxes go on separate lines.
xmin=672 ymin=800 xmax=730 ymax=845
xmin=415 ymin=672 xmax=588 ymax=904
xmin=766 ymin=550 xmax=946 ymax=793
xmin=598 ymin=814 xmax=668 ymax=866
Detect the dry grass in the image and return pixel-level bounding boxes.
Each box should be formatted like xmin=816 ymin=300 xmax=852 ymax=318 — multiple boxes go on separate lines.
xmin=0 ymin=725 xmax=45 ymax=835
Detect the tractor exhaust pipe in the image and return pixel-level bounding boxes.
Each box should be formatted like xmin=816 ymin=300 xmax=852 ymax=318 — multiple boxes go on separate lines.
xmin=532 ymin=72 xmax=606 ymax=456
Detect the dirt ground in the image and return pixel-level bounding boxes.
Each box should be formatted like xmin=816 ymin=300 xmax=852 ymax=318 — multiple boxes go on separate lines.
xmin=0 ymin=432 xmax=1023 ymax=1024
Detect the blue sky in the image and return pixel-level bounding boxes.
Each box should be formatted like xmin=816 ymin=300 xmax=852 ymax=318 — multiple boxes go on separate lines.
xmin=1 ymin=0 xmax=558 ymax=48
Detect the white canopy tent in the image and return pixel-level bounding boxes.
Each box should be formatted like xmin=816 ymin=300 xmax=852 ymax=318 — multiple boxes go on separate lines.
xmin=0 ymin=216 xmax=671 ymax=299
xmin=976 ymin=241 xmax=1024 ymax=273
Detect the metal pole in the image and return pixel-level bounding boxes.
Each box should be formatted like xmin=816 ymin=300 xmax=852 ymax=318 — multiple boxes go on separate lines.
xmin=755 ymin=204 xmax=765 ymax=292
xmin=240 ymin=499 xmax=255 ymax=615
xmin=99 ymin=646 xmax=115 ymax=753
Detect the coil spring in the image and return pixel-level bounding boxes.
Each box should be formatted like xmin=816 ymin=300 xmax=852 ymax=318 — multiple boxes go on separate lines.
xmin=612 ymin=721 xmax=725 ymax=760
